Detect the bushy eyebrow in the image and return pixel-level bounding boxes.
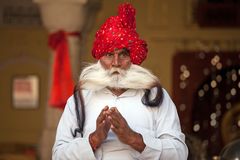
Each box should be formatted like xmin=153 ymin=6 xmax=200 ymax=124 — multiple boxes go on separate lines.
xmin=104 ymin=48 xmax=130 ymax=55
xmin=119 ymin=48 xmax=130 ymax=55
xmin=122 ymin=48 xmax=130 ymax=53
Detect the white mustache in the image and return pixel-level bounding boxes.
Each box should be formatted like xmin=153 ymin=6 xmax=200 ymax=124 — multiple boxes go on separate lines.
xmin=109 ymin=67 xmax=126 ymax=76
xmin=79 ymin=61 xmax=159 ymax=90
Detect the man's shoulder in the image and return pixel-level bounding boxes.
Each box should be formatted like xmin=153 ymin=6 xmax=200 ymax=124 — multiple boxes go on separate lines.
xmin=66 ymin=89 xmax=93 ymax=104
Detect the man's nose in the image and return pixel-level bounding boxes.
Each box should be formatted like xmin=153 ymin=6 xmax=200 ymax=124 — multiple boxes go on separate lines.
xmin=112 ymin=54 xmax=120 ymax=67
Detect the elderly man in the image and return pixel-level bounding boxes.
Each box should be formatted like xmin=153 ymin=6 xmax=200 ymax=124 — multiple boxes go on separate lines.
xmin=52 ymin=3 xmax=188 ymax=160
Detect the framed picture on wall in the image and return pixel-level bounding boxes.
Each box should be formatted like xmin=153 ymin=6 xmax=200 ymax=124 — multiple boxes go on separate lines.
xmin=12 ymin=75 xmax=39 ymax=109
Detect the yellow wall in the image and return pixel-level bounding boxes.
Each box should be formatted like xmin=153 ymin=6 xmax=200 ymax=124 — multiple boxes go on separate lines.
xmin=0 ymin=0 xmax=240 ymax=146
xmin=0 ymin=27 xmax=49 ymax=144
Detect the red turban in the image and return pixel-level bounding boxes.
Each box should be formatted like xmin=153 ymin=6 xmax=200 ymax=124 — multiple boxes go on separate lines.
xmin=92 ymin=3 xmax=148 ymax=65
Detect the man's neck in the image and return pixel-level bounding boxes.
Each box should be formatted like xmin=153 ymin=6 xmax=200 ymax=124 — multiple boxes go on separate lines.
xmin=107 ymin=87 xmax=127 ymax=96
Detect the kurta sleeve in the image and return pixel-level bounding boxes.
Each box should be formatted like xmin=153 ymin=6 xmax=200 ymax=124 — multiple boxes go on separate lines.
xmin=134 ymin=89 xmax=188 ymax=160
xmin=52 ymin=96 xmax=96 ymax=160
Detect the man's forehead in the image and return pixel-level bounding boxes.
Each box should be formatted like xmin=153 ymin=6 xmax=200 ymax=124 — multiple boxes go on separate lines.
xmin=112 ymin=48 xmax=129 ymax=53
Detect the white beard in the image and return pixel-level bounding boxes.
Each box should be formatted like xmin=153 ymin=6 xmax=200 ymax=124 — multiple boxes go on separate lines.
xmin=79 ymin=61 xmax=159 ymax=91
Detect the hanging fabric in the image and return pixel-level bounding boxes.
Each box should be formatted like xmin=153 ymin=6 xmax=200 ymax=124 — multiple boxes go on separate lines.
xmin=48 ymin=30 xmax=80 ymax=109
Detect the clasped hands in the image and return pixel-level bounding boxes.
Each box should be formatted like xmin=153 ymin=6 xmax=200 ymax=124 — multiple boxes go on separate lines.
xmin=89 ymin=106 xmax=145 ymax=152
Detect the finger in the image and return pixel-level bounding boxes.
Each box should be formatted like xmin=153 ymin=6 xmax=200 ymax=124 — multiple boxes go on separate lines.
xmin=109 ymin=107 xmax=122 ymax=121
xmin=111 ymin=107 xmax=122 ymax=116
xmin=108 ymin=115 xmax=124 ymax=132
xmin=110 ymin=109 xmax=129 ymax=130
xmin=108 ymin=115 xmax=118 ymax=127
xmin=97 ymin=106 xmax=109 ymax=124
xmin=97 ymin=113 xmax=105 ymax=124
xmin=104 ymin=105 xmax=109 ymax=110
xmin=97 ymin=119 xmax=111 ymax=135
xmin=102 ymin=106 xmax=109 ymax=113
xmin=98 ymin=119 xmax=108 ymax=128
xmin=107 ymin=109 xmax=124 ymax=129
xmin=109 ymin=107 xmax=117 ymax=116
xmin=101 ymin=106 xmax=110 ymax=118
xmin=98 ymin=119 xmax=109 ymax=128
xmin=104 ymin=119 xmax=111 ymax=129
xmin=110 ymin=124 xmax=118 ymax=133
xmin=110 ymin=122 xmax=123 ymax=134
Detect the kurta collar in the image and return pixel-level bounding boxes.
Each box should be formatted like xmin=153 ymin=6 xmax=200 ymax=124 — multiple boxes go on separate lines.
xmin=100 ymin=88 xmax=138 ymax=97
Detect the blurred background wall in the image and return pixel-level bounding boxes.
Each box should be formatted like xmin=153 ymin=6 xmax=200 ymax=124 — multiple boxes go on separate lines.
xmin=0 ymin=0 xmax=239 ymax=159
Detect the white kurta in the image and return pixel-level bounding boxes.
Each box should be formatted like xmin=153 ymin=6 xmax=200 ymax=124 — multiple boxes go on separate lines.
xmin=52 ymin=88 xmax=188 ymax=160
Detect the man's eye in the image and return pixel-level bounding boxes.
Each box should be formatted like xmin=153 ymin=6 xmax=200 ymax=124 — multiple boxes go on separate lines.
xmin=105 ymin=53 xmax=113 ymax=57
xmin=119 ymin=52 xmax=129 ymax=58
